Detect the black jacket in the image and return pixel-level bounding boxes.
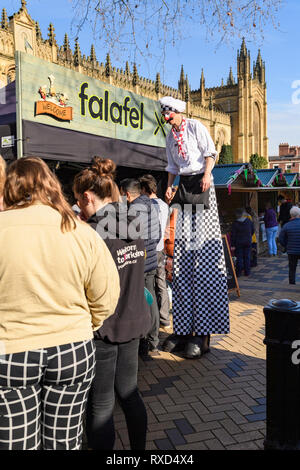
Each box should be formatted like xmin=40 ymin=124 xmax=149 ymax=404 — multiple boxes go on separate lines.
xmin=88 ymin=202 xmax=152 ymax=343
xmin=129 ymin=194 xmax=161 ymax=273
xmin=279 ymin=202 xmax=292 ymax=227
xmin=231 ymin=218 xmax=254 ymax=248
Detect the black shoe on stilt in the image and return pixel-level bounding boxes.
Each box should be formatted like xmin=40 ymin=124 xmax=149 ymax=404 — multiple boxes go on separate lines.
xmin=162 ymin=334 xmax=187 ymax=353
xmin=182 ymin=336 xmax=203 ymax=359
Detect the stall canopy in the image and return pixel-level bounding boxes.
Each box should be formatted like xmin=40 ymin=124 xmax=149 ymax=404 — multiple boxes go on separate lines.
xmin=14 ymin=52 xmax=168 ymax=171
xmin=0 ymin=81 xmax=17 ymax=160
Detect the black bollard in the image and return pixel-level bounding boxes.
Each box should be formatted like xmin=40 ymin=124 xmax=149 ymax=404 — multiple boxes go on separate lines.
xmin=263 ymin=299 xmax=300 ymax=450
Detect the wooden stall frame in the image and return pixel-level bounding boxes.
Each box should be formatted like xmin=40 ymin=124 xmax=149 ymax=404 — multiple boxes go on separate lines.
xmin=222 ymin=234 xmax=240 ymax=297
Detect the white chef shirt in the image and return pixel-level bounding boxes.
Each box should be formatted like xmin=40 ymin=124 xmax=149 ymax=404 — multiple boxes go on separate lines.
xmin=165 ymin=118 xmax=217 ymax=176
xmin=153 ymin=198 xmax=170 ymax=252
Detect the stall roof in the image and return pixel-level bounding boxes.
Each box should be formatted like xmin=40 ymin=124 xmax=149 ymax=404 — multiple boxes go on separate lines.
xmin=213 ymin=163 xmax=300 ymax=192
xmin=254 ymin=169 xmax=278 ymax=187
xmin=284 ymin=173 xmax=298 ymax=187
xmin=212 ymin=164 xmax=245 ymax=187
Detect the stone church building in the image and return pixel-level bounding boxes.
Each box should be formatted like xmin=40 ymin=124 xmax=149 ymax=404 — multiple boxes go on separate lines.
xmin=0 ymin=1 xmax=268 ymax=163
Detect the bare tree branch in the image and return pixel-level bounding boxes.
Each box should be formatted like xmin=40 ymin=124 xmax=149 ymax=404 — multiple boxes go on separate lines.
xmin=70 ymin=0 xmax=283 ymax=68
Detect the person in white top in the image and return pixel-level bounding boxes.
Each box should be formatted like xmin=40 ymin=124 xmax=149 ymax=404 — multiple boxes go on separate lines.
xmin=159 ymin=96 xmax=230 ymax=359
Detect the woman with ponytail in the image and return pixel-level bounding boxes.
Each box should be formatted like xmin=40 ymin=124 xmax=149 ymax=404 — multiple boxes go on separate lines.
xmin=73 ymin=157 xmax=150 ymax=451
xmin=0 ymin=157 xmax=120 ymax=450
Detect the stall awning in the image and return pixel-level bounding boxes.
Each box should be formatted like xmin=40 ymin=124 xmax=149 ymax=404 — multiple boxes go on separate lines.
xmin=22 ymin=120 xmax=167 ymax=170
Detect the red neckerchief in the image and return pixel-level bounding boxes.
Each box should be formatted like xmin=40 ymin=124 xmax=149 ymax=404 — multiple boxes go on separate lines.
xmin=172 ymin=117 xmax=186 ymax=160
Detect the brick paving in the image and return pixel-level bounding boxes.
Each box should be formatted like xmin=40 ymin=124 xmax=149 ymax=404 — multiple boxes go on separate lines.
xmin=113 ymin=254 xmax=300 ymax=450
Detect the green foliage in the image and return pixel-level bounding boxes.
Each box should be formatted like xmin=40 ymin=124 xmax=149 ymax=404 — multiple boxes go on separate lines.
xmin=249 ymin=153 xmax=268 ymax=169
xmin=218 ymin=145 xmax=233 ymax=164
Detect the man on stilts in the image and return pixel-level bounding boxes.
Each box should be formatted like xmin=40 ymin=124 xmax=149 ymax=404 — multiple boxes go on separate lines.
xmin=160 ymin=96 xmax=230 ymax=359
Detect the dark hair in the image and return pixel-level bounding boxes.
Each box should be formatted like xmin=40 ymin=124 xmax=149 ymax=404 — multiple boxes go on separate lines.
xmin=73 ymin=157 xmax=120 ymax=202
xmin=235 ymin=208 xmax=245 ymax=219
xmin=4 ymin=156 xmax=76 ymax=232
xmin=139 ymin=174 xmax=157 ymax=195
xmin=278 ymin=195 xmax=285 ymax=201
xmin=245 ymin=206 xmax=253 ymax=216
xmin=120 ymin=178 xmax=141 ymax=195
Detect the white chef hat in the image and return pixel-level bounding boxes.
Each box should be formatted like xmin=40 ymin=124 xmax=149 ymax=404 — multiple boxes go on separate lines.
xmin=159 ymin=96 xmax=186 ymax=113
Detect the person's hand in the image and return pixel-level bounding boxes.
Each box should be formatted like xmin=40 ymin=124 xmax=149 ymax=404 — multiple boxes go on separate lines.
xmin=201 ymin=173 xmax=211 ymax=192
xmin=165 ymin=186 xmax=173 ymax=204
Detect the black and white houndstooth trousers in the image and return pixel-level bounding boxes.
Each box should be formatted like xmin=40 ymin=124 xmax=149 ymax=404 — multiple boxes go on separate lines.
xmin=172 ymin=183 xmax=230 ymax=336
xmin=0 ymin=339 xmax=95 ymax=450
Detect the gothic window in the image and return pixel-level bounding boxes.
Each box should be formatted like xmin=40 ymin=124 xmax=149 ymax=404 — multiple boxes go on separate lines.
xmin=253 ymin=102 xmax=261 ymax=155
xmin=6 ymin=66 xmax=15 ymax=84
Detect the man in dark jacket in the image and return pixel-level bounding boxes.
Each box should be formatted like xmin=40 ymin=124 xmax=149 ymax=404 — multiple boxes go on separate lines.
xmin=120 ymin=178 xmax=161 ymax=356
xmin=231 ymin=208 xmax=254 ymax=277
xmin=278 ymin=195 xmax=293 ymax=227
xmin=279 ymin=206 xmax=300 ymax=284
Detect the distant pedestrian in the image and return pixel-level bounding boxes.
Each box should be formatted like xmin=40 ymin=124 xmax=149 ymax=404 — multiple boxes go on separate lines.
xmin=264 ymin=201 xmax=278 ymax=256
xmin=0 ymin=157 xmax=120 ymax=450
xmin=279 ymin=206 xmax=300 ymax=284
xmin=231 ymin=208 xmax=254 ymax=277
xmin=139 ymin=174 xmax=170 ymax=327
xmin=278 ymin=195 xmax=292 ymax=227
xmin=245 ymin=206 xmax=259 ymax=266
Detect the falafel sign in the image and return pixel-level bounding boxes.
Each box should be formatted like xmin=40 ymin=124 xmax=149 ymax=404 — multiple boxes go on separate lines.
xmin=16 ymin=52 xmax=169 ymax=147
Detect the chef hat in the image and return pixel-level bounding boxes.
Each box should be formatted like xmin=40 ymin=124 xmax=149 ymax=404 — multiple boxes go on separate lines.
xmin=159 ymin=96 xmax=186 ymax=113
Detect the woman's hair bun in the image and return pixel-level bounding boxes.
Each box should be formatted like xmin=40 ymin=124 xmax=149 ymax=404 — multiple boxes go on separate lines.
xmin=91 ymin=156 xmax=116 ymax=180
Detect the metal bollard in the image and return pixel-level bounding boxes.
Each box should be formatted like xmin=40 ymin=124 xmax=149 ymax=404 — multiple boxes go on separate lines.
xmin=263 ymin=299 xmax=300 ymax=450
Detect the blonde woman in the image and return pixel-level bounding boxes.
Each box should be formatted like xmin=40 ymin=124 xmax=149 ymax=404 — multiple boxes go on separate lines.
xmin=0 ymin=157 xmax=120 ymax=450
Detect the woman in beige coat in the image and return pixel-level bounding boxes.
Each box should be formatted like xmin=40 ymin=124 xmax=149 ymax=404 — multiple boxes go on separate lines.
xmin=0 ymin=156 xmax=120 ymax=450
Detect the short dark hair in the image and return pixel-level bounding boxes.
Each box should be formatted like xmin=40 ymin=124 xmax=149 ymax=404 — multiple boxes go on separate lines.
xmin=235 ymin=208 xmax=245 ymax=219
xmin=278 ymin=195 xmax=285 ymax=201
xmin=120 ymin=178 xmax=141 ymax=195
xmin=139 ymin=174 xmax=157 ymax=195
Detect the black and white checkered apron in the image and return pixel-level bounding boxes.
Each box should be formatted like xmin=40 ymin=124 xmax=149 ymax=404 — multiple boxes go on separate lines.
xmin=172 ymin=182 xmax=230 ymax=335
xmin=0 ymin=339 xmax=95 ymax=450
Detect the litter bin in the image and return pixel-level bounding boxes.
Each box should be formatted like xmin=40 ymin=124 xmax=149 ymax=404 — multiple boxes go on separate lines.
xmin=263 ymin=298 xmax=300 ymax=450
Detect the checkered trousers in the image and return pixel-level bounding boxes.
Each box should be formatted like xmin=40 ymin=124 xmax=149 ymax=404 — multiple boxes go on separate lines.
xmin=0 ymin=340 xmax=95 ymax=450
xmin=172 ymin=183 xmax=230 ymax=335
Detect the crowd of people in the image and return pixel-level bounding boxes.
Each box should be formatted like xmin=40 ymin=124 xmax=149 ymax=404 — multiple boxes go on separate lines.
xmin=1 ymin=134 xmax=300 ymax=450
xmin=0 ymin=95 xmax=232 ymax=450
xmin=229 ymin=195 xmax=300 ymax=283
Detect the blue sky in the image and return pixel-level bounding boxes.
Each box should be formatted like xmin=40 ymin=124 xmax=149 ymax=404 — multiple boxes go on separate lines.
xmin=8 ymin=0 xmax=300 ymax=155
